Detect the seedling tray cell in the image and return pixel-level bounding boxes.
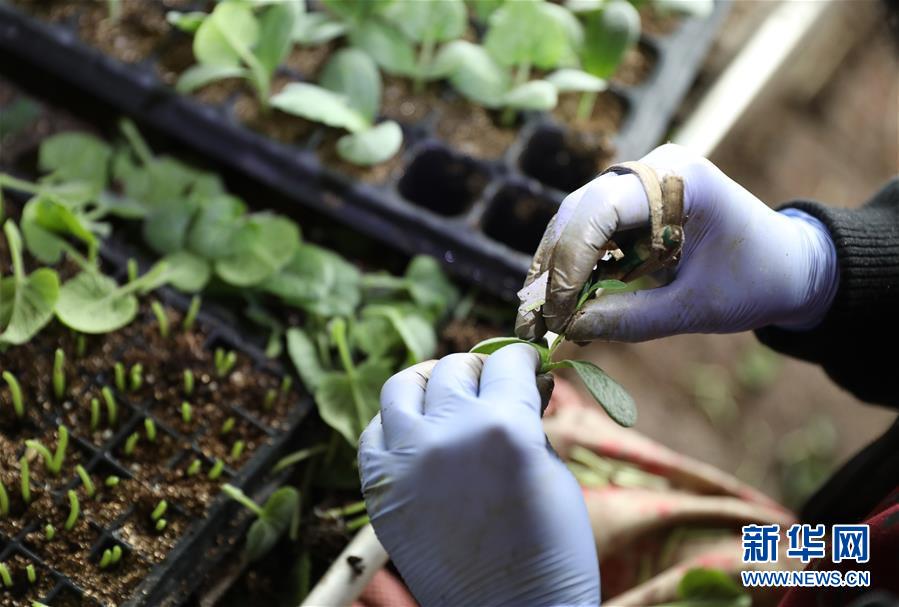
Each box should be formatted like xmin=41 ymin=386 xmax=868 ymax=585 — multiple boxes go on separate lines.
xmin=0 ymin=1 xmax=728 ymax=300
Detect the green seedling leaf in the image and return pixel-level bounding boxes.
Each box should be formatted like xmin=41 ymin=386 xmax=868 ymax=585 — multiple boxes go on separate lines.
xmin=292 ymin=12 xmax=348 ymax=45
xmin=545 ymin=68 xmax=607 ymax=93
xmin=0 ymin=222 xmax=59 ymax=346
xmin=364 ymin=305 xmax=437 ymax=364
xmin=501 ymin=80 xmax=558 ymax=111
xmin=176 ymin=64 xmax=248 ymax=93
xmin=21 ymin=193 xmax=99 ymax=264
xmin=348 ymin=20 xmax=418 ymax=77
xmin=142 ymin=201 xmax=198 ymax=255
xmin=467 ymin=0 xmax=505 ymax=21
xmin=383 ymin=0 xmax=466 ymax=43
xmin=352 ymin=314 xmax=402 ymax=358
xmin=676 ymin=568 xmax=751 ymax=606
xmin=264 ymin=243 xmax=360 ymax=316
xmin=337 ymin=121 xmax=403 ymax=166
xmin=581 ymin=0 xmax=641 ymax=78
xmin=654 ymin=0 xmax=714 ymax=18
xmin=38 ymin=132 xmax=111 ymax=194
xmin=470 ymin=337 xmax=551 ymax=369
xmin=405 ymin=255 xmax=458 ymax=319
xmin=431 ymin=41 xmax=508 ymax=107
xmin=166 ymin=10 xmax=206 ymax=33
xmin=286 ymin=328 xmax=327 ymax=392
xmin=245 ymin=487 xmax=300 ymax=561
xmin=484 ymin=0 xmax=572 ymax=70
xmin=194 ymin=2 xmax=259 ymax=68
xmin=317 ymin=359 xmax=393 ymax=446
xmin=215 ymin=214 xmax=300 ymax=287
xmin=550 ymin=359 xmax=636 ymax=426
xmin=577 ymin=278 xmax=628 ymax=308
xmin=159 ymin=250 xmax=210 ymax=293
xmin=270 ymin=83 xmax=370 ymax=133
xmin=255 ymin=2 xmax=298 ymax=76
xmin=320 ymin=48 xmax=382 ymax=123
xmin=187 ymin=194 xmax=246 ymax=260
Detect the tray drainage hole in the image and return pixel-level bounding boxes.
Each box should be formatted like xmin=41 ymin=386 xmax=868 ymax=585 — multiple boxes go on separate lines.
xmin=399 ymin=146 xmax=489 ymax=216
xmin=519 ymin=124 xmax=614 ymax=193
xmin=482 ymin=185 xmax=559 ymax=254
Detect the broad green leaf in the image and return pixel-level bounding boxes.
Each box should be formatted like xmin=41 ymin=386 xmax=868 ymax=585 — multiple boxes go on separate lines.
xmin=55 ymin=271 xmax=138 ymax=334
xmin=176 ymin=63 xmax=248 ymax=93
xmin=544 ymin=1 xmax=585 ymax=61
xmin=263 ymin=243 xmax=361 ymax=317
xmin=550 ymin=359 xmax=636 ymax=426
xmin=143 ymin=202 xmax=197 ymax=255
xmin=270 ymin=83 xmax=370 ymax=133
xmin=432 ymin=40 xmax=508 ymax=107
xmin=292 ymin=12 xmax=348 ymax=45
xmin=581 ymin=0 xmax=641 ymax=78
xmin=484 ymin=0 xmax=571 ymax=69
xmin=405 ymin=255 xmax=458 ymax=318
xmin=348 ymin=20 xmax=418 ymax=77
xmin=194 ymin=2 xmax=259 ymax=67
xmin=336 ymin=121 xmax=402 ymax=166
xmin=352 ymin=314 xmax=401 ymax=358
xmin=21 ymin=194 xmax=98 ymax=264
xmin=215 ymin=214 xmax=300 ymax=287
xmin=39 ymin=133 xmax=111 ymax=193
xmin=166 ymin=10 xmax=206 ymax=34
xmin=654 ymin=0 xmax=714 ymax=19
xmin=364 ymin=305 xmax=436 ymax=363
xmin=577 ymin=278 xmax=628 ymax=308
xmin=502 ymin=80 xmax=558 ymax=111
xmin=470 ymin=337 xmax=551 ymax=368
xmin=0 ymin=222 xmax=59 ymax=346
xmin=244 ymin=487 xmax=300 ymax=562
xmin=255 ymin=2 xmax=298 ymax=75
xmin=321 ymin=0 xmax=395 ymax=21
xmin=545 ymin=69 xmax=607 ymax=93
xmin=286 ymin=328 xmax=327 ymax=392
xmin=466 ymin=0 xmax=505 ymax=22
xmin=319 ymin=48 xmax=382 ymax=123
xmin=316 ymin=359 xmax=393 ymax=446
xmin=677 ymin=568 xmax=751 ymax=605
xmin=383 ymin=0 xmax=466 ymax=43
xmin=188 ymin=194 xmax=246 ymax=260
xmin=159 ymin=250 xmax=210 ymax=292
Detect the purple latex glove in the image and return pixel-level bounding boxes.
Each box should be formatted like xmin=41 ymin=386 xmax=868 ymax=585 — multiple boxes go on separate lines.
xmin=515 ymin=144 xmax=839 ymax=342
xmin=358 ymin=345 xmax=600 ymax=607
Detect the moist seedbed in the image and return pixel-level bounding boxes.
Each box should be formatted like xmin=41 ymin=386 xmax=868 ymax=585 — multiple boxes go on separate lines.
xmin=0 ymin=0 xmax=729 ymax=300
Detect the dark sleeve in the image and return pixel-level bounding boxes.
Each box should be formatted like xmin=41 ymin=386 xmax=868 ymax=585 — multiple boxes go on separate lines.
xmin=755 ymin=177 xmax=899 ymax=409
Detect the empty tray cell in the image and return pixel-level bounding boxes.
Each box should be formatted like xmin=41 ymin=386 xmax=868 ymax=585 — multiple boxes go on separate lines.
xmin=482 ymin=183 xmax=560 ymax=254
xmin=399 ymin=144 xmax=490 ymax=217
xmin=614 ymin=40 xmax=659 ymax=87
xmin=519 ymin=122 xmax=615 ymax=194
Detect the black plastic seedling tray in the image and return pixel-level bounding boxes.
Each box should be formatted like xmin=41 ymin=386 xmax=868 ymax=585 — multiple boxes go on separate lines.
xmin=0 ymin=2 xmax=727 ymax=301
xmin=0 ymin=202 xmax=314 ymax=606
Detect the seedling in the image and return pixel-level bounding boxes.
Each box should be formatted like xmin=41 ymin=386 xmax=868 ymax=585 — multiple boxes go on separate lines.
xmin=20 ymin=457 xmax=30 ymax=504
xmin=105 ymin=475 xmax=120 ymax=488
xmin=25 ymin=425 xmax=69 ymax=476
xmin=53 ymin=348 xmax=66 ymax=400
xmin=279 ymin=376 xmax=292 ymax=397
xmin=99 ymin=548 xmax=114 ymax=569
xmin=44 ymin=524 xmax=54 ymax=540
xmin=214 ymin=348 xmax=237 ymax=378
xmin=183 ymin=295 xmax=201 ymax=331
xmin=263 ymin=388 xmax=277 ymax=411
xmin=220 ymin=417 xmax=235 ymax=436
xmin=346 ymin=514 xmax=370 ymax=531
xmin=150 ymin=300 xmax=169 ymax=338
xmin=102 ymin=386 xmax=117 ymax=426
xmin=156 ymin=518 xmax=168 ymax=532
xmin=111 ymin=545 xmax=122 ymax=564
xmin=26 ymin=564 xmax=35 ymax=584
xmin=272 ymin=444 xmax=327 ymax=473
xmin=0 ymin=563 xmax=11 ymax=588
xmin=574 ymin=0 xmax=640 ymax=79
xmin=181 ymin=402 xmax=192 ymax=424
xmin=2 ymin=371 xmax=24 ymax=419
xmin=124 ymin=433 xmax=140 ymax=456
xmin=208 ymin=459 xmax=224 ymax=480
xmin=222 ymin=484 xmax=299 ymax=561
xmin=187 ymin=459 xmax=202 ymax=477
xmin=144 ymin=418 xmax=157 ymax=442
xmin=114 ymin=362 xmax=126 ymax=392
xmin=130 ymin=363 xmax=144 ymax=392
xmin=0 ymin=480 xmax=8 ymax=517
xmin=65 ymin=489 xmax=80 ymax=530
xmin=127 ymin=258 xmax=139 ymax=283
xmin=183 ymin=370 xmax=195 ymax=397
xmin=75 ymin=334 xmax=86 ymax=357
xmin=471 ymin=279 xmax=636 ymax=426
xmin=150 ymin=500 xmax=168 ymax=521
xmin=230 ymin=440 xmax=245 ymax=460
xmin=90 ymin=398 xmax=101 ymax=431
xmin=75 ymin=464 xmax=95 ymax=498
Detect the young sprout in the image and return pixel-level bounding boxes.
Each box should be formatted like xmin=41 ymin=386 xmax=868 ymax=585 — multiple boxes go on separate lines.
xmin=230 ymin=440 xmax=245 ymax=461
xmin=76 ymin=334 xmax=86 ymax=358
xmin=44 ymin=524 xmax=55 ymax=540
xmin=214 ymin=348 xmax=237 ymax=378
xmin=183 ymin=370 xmax=194 ymax=396
xmin=208 ymin=459 xmax=224 ymax=480
xmin=151 ymin=301 xmax=169 ymax=338
xmin=99 ymin=548 xmax=114 ymax=569
xmin=25 ymin=425 xmax=68 ymax=476
xmin=90 ymin=397 xmax=101 ymax=431
xmin=124 ymin=432 xmax=140 ymax=456
xmin=346 ymin=514 xmax=370 ymax=532
xmin=220 ymin=417 xmax=235 ymax=435
xmin=105 ymin=475 xmax=120 ymax=488
xmin=155 ymin=518 xmax=168 ymax=532
xmin=183 ymin=295 xmax=201 ymax=332
xmin=144 ymin=418 xmax=157 ymax=442
xmin=279 ymin=376 xmax=292 ymax=397
xmin=150 ymin=500 xmax=167 ymax=521
xmin=127 ymin=258 xmax=138 ymax=283
xmin=2 ymin=371 xmax=24 ymax=418
xmin=102 ymin=386 xmax=118 ymax=426
xmin=221 ymin=484 xmax=264 ymax=517
xmin=111 ymin=544 xmax=122 ymax=564
xmin=263 ymin=388 xmax=277 ymax=412
xmin=187 ymin=459 xmax=202 ymax=477
xmin=53 ymin=348 xmax=66 ymax=400
xmin=180 ymin=401 xmax=192 ymax=425
xmin=130 ymin=364 xmax=143 ymax=391
xmin=20 ymin=456 xmax=30 ymax=504
xmin=0 ymin=562 xmax=11 ymax=588
xmin=65 ymin=489 xmax=80 ymax=530
xmin=26 ymin=563 xmax=35 ymax=584
xmin=0 ymin=480 xmax=8 ymax=517
xmin=114 ymin=362 xmax=126 ymax=392
xmin=75 ymin=464 xmax=95 ymax=499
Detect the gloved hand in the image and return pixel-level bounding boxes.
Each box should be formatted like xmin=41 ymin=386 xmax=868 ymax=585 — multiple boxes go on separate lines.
xmin=516 ymin=144 xmax=839 ymax=342
xmin=358 ymin=345 xmax=600 ymax=607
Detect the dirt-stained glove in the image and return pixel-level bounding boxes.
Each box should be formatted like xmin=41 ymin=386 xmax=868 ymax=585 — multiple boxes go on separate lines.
xmin=515 ymin=144 xmax=839 ymax=342
xmin=358 ymin=345 xmax=600 ymax=607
